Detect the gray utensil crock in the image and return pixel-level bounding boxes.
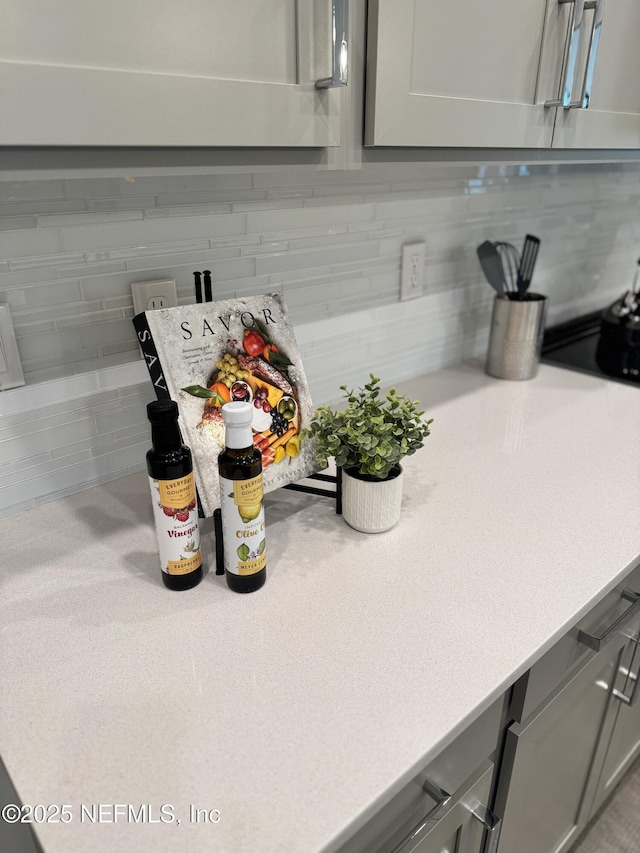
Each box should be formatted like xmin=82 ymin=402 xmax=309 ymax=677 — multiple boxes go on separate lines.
xmin=485 ymin=293 xmax=547 ymax=380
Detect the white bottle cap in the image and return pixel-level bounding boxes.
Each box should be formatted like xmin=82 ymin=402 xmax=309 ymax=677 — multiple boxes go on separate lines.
xmin=222 ymin=401 xmax=254 ymax=449
xmin=222 ymin=401 xmax=253 ymax=427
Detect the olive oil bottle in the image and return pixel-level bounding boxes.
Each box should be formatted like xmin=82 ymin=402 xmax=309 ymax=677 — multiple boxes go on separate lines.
xmin=146 ymin=400 xmax=203 ymax=591
xmin=218 ymin=402 xmax=266 ymax=593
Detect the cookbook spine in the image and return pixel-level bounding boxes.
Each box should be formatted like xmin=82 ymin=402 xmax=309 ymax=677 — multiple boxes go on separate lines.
xmin=133 ymin=312 xmax=206 ymax=518
xmin=133 ymin=312 xmax=170 ymax=400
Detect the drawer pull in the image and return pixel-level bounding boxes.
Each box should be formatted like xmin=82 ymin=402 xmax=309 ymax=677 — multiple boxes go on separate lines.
xmin=315 ymin=0 xmax=349 ymax=89
xmin=391 ymin=777 xmax=501 ymax=853
xmin=578 ymin=589 xmax=640 ymax=651
xmin=470 ymin=804 xmax=502 ymax=853
xmin=571 ymin=0 xmax=605 ymax=109
xmin=390 ymin=779 xmax=451 ymax=853
xmin=544 ymin=0 xmax=604 ymax=110
xmin=613 ymin=669 xmax=639 ymax=707
xmin=545 ymin=0 xmax=586 ymax=108
xmin=613 ymin=637 xmax=640 ymax=707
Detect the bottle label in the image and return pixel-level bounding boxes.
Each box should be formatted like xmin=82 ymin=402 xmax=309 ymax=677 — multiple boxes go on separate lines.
xmin=149 ymin=474 xmax=202 ymax=576
xmin=219 ymin=474 xmax=266 ymax=576
xmin=158 ymin=475 xmax=195 ymax=509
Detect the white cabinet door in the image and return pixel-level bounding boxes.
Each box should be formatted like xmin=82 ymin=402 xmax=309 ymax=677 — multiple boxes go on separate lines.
xmin=552 ymin=0 xmax=640 ymax=148
xmin=364 ymin=0 xmax=558 ymax=148
xmin=0 ymin=0 xmax=341 ymax=147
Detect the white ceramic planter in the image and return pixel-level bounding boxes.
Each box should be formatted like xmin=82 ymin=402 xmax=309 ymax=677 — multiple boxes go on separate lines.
xmin=341 ymin=465 xmax=403 ymax=533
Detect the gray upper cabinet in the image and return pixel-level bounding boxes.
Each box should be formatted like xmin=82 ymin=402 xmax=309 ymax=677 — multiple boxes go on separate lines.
xmin=0 ymin=0 xmax=342 ymax=147
xmin=2 ymin=0 xmax=637 ymax=152
xmin=365 ymin=0 xmax=556 ymax=148
xmin=551 ymin=0 xmax=640 ymax=148
xmin=365 ymin=0 xmax=640 ymax=150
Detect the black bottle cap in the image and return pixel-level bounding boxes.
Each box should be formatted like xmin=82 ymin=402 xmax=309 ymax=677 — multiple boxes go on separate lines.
xmin=147 ymin=400 xmax=179 ymax=424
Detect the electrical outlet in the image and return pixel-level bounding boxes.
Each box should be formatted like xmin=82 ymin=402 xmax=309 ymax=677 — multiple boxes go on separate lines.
xmin=131 ymin=279 xmax=178 ymax=315
xmin=400 ymin=241 xmax=426 ymax=301
xmin=0 ymin=304 xmax=25 ymax=390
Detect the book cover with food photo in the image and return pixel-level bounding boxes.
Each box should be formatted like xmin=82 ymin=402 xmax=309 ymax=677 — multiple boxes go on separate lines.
xmin=133 ymin=293 xmax=318 ymax=517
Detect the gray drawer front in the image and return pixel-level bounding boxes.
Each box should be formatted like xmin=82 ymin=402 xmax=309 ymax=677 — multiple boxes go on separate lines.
xmin=336 ymin=694 xmax=505 ymax=853
xmin=511 ymin=561 xmax=640 ymax=724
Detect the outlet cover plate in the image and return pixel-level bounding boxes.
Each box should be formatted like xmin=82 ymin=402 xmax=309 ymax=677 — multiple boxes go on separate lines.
xmin=0 ymin=304 xmax=25 ymax=390
xmin=400 ymin=241 xmax=426 ymax=301
xmin=131 ymin=279 xmax=178 ymax=315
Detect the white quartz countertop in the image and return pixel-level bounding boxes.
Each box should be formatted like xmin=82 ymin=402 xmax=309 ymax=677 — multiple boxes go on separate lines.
xmin=2 ymin=361 xmax=640 ymax=853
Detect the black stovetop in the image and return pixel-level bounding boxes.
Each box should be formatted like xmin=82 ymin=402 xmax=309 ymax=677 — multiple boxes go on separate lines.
xmin=542 ymin=308 xmax=640 ymax=386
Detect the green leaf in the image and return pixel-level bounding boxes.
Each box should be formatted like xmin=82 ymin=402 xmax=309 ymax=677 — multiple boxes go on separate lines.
xmin=252 ymin=317 xmax=270 ymax=339
xmin=267 ymin=350 xmax=293 ymax=368
xmin=237 ymin=543 xmax=250 ymax=561
xmin=182 ymin=384 xmax=217 ymax=398
xmin=304 ymin=374 xmax=433 ymax=478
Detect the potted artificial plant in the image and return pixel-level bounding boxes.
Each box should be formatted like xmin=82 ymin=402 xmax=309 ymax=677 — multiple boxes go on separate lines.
xmin=305 ymin=375 xmax=433 ymax=533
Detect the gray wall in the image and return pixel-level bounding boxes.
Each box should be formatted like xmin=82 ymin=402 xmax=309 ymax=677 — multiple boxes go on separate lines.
xmin=1 ymin=160 xmax=639 ymax=517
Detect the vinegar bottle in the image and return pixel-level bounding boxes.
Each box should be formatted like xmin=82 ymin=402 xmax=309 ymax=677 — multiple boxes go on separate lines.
xmin=218 ymin=402 xmax=267 ymax=593
xmin=146 ymin=400 xmax=203 ymax=591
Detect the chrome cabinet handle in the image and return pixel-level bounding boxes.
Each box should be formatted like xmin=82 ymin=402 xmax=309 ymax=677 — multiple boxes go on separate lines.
xmin=390 ymin=778 xmax=451 ymax=853
xmin=391 ymin=776 xmax=501 ymax=853
xmin=578 ymin=589 xmax=640 ymax=652
xmin=545 ymin=0 xmax=605 ymax=109
xmin=613 ymin=636 xmax=640 ymax=707
xmin=315 ymin=0 xmax=349 ymax=89
xmin=613 ymin=668 xmax=639 ymax=707
xmin=470 ymin=804 xmax=502 ymax=853
xmin=573 ymin=0 xmax=605 ymax=109
xmin=562 ymin=0 xmax=586 ymax=107
xmin=545 ymin=0 xmax=585 ymax=108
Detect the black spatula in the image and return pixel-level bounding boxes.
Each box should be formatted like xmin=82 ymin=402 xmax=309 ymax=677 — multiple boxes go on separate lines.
xmin=517 ymin=235 xmax=540 ymax=299
xmin=477 ymin=241 xmax=506 ymax=298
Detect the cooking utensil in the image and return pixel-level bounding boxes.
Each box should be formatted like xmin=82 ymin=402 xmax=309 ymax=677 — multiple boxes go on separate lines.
xmin=203 ymin=269 xmax=213 ymax=302
xmin=477 ymin=241 xmax=506 ymax=297
xmin=632 ymin=257 xmax=640 ymax=297
xmin=495 ymin=242 xmax=521 ymax=297
xmin=626 ymin=257 xmax=640 ymax=313
xmin=517 ymin=235 xmax=541 ymax=299
xmin=193 ymin=270 xmax=203 ymax=303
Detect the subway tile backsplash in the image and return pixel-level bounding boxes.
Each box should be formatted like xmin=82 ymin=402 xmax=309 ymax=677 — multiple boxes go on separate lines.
xmin=1 ymin=160 xmax=640 ymax=517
